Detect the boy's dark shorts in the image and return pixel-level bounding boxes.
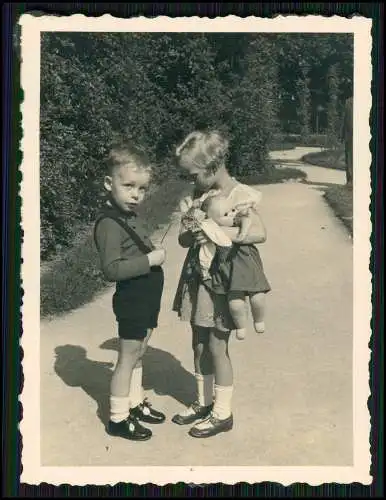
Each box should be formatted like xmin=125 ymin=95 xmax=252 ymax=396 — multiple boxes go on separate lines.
xmin=117 ymin=317 xmax=158 ymax=340
xmin=113 ymin=267 xmax=164 ymax=341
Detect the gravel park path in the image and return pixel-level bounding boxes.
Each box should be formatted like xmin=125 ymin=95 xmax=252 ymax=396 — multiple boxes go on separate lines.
xmin=40 ymin=147 xmax=353 ymax=467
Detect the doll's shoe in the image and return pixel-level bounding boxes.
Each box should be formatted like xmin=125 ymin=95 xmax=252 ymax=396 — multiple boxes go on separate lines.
xmin=188 ymin=412 xmax=233 ymax=438
xmin=107 ymin=414 xmax=152 ymax=441
xmin=235 ymin=328 xmax=247 ymax=340
xmin=171 ymin=401 xmax=213 ymax=425
xmin=130 ymin=398 xmax=166 ymax=424
xmin=254 ymin=322 xmax=265 ymax=334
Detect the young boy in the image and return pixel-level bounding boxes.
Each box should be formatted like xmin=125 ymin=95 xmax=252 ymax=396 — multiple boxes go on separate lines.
xmin=94 ymin=143 xmax=166 ymax=441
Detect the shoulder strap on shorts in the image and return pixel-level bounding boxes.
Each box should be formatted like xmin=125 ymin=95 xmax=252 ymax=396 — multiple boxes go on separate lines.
xmin=94 ymin=206 xmax=153 ymax=254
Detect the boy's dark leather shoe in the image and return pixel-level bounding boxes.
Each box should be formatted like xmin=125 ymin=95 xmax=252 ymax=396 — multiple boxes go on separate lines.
xmin=188 ymin=413 xmax=233 ymax=438
xmin=171 ymin=401 xmax=214 ymax=425
xmin=107 ymin=414 xmax=152 ymax=441
xmin=130 ymin=398 xmax=166 ymax=424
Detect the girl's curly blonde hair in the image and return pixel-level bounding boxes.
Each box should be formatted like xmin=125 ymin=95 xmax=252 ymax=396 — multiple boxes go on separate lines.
xmin=175 ymin=130 xmax=229 ymax=173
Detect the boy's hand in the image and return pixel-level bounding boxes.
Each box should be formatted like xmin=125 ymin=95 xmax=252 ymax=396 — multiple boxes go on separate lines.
xmin=148 ymin=248 xmax=166 ymax=267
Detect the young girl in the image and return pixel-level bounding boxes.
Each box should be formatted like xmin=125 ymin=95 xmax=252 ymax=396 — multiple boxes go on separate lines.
xmin=180 ymin=190 xmax=267 ymax=340
xmin=172 ymin=130 xmax=271 ymax=438
xmin=94 ymin=143 xmax=166 ymax=441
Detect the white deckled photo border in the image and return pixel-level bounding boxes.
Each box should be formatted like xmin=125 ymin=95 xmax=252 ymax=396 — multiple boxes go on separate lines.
xmin=19 ymin=14 xmax=373 ymax=486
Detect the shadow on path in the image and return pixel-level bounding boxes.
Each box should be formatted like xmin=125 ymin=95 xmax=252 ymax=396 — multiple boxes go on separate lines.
xmin=54 ymin=342 xmax=195 ymax=425
xmin=54 ymin=345 xmax=113 ymax=425
xmin=272 ymin=159 xmax=309 ymax=165
xmin=300 ymin=179 xmax=343 ymax=189
xmin=100 ymin=338 xmax=196 ymax=407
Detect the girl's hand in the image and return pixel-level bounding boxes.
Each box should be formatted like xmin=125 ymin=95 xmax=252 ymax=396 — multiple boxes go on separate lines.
xmin=179 ymin=196 xmax=193 ymax=213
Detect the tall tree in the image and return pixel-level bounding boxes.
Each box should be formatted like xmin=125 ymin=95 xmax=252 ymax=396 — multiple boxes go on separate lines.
xmin=274 ymin=33 xmax=353 ymax=133
xmin=326 ymin=63 xmax=341 ymax=148
xmin=295 ymin=61 xmax=312 ymax=139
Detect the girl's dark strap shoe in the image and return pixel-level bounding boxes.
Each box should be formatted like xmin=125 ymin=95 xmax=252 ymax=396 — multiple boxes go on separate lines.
xmin=188 ymin=412 xmax=233 ymax=438
xmin=171 ymin=401 xmax=214 ymax=425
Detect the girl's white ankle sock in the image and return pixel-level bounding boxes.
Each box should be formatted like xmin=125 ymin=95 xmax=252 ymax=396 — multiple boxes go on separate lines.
xmin=177 ymin=373 xmax=214 ymax=418
xmin=110 ymin=396 xmax=130 ymax=423
xmin=213 ymin=384 xmax=233 ymax=420
xmin=129 ymin=366 xmax=144 ymax=408
xmin=196 ymin=373 xmax=214 ymax=407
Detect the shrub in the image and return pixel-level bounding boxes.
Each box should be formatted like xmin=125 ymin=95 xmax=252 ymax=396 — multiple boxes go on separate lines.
xmin=40 ymin=33 xmax=353 ymax=262
xmin=230 ymin=35 xmax=279 ymax=176
xmin=40 ymin=32 xmax=279 ymax=260
xmin=302 ymin=147 xmax=346 ymax=170
xmin=270 ymin=133 xmax=329 ymax=149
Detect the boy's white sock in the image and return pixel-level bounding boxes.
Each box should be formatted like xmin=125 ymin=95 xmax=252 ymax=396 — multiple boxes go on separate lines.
xmin=110 ymin=396 xmax=130 ymax=423
xmin=213 ymin=384 xmax=233 ymax=420
xmin=129 ymin=366 xmax=145 ymax=408
xmin=196 ymin=373 xmax=215 ymax=407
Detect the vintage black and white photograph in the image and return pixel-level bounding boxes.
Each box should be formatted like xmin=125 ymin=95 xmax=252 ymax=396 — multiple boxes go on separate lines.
xmin=20 ymin=15 xmax=372 ymax=485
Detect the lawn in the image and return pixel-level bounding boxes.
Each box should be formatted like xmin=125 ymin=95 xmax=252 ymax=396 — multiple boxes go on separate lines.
xmin=302 ymin=147 xmax=346 ymax=171
xmin=239 ymin=166 xmax=306 ymax=186
xmin=324 ymin=184 xmax=353 ymax=236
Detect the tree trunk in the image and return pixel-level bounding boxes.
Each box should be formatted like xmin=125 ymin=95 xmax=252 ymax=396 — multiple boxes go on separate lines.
xmin=343 ymin=97 xmax=353 ymax=186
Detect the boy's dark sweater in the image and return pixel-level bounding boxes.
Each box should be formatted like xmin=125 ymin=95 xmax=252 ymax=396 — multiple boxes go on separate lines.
xmin=94 ymin=202 xmax=156 ymax=283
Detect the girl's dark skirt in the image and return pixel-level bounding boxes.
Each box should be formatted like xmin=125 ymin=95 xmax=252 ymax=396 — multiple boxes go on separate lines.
xmin=113 ymin=266 xmax=164 ymax=340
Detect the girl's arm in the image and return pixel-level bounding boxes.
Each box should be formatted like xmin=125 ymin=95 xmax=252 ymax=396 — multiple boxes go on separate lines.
xmin=95 ymin=218 xmax=151 ymax=282
xmin=220 ymin=211 xmax=267 ymax=244
xmin=237 ymin=210 xmax=267 ymax=244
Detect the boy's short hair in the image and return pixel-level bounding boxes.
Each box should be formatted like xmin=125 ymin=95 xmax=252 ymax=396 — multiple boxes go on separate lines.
xmin=106 ymin=142 xmax=153 ymax=177
xmin=175 ymin=130 xmax=229 ymax=173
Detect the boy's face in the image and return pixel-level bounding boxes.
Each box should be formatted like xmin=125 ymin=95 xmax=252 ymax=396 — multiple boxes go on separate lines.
xmin=104 ymin=165 xmax=150 ymax=214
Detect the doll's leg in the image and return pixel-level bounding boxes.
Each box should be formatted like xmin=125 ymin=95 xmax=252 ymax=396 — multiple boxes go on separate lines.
xmin=249 ymin=292 xmax=266 ymax=334
xmin=228 ymin=291 xmax=248 ymax=340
